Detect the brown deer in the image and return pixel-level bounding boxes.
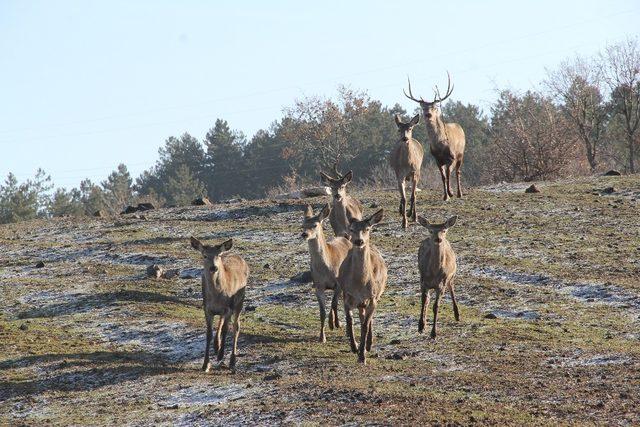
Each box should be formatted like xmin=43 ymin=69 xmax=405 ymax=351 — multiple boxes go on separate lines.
xmin=320 ymin=170 xmax=363 ymax=237
xmin=190 ymin=237 xmax=249 ymax=371
xmin=404 ymin=73 xmax=466 ymax=201
xmin=390 ymin=113 xmax=424 ymax=228
xmin=338 ymin=209 xmax=387 ymax=364
xmin=301 ymin=204 xmax=352 ymax=342
xmin=417 ymin=215 xmax=459 ymax=338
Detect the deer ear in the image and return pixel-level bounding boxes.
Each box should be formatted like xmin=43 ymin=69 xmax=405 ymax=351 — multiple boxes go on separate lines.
xmin=220 ymin=239 xmax=233 ymax=252
xmin=417 ymin=216 xmax=431 ymax=228
xmin=368 ymin=208 xmax=384 ymax=226
xmin=342 ymin=170 xmax=353 ymax=184
xmin=394 ymin=114 xmax=402 ymax=126
xmin=445 ymin=215 xmax=458 ymax=228
xmin=319 ymin=203 xmax=331 ymax=220
xmin=190 ymin=236 xmax=203 ymax=251
xmin=409 ymin=114 xmax=420 ymax=126
xmin=304 ymin=205 xmax=313 ymax=218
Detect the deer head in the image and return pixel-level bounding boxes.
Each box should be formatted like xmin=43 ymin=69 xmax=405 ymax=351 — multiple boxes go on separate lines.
xmin=394 ymin=114 xmax=420 ymax=143
xmin=417 ymin=215 xmax=457 ymax=244
xmin=301 ymin=204 xmax=331 ymax=241
xmin=404 ymin=72 xmax=454 ymax=121
xmin=320 ymin=170 xmax=353 ymax=202
xmin=190 ymin=237 xmax=233 ymax=274
xmin=348 ymin=209 xmax=384 ymax=249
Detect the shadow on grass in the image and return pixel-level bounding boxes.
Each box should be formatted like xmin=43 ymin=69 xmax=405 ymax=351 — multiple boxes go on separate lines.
xmin=17 ymin=290 xmax=198 ymax=319
xmin=0 ymin=350 xmax=182 ymax=401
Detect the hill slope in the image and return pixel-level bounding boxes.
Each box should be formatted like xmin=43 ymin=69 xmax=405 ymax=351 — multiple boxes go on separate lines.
xmin=1 ymin=175 xmax=639 ymax=425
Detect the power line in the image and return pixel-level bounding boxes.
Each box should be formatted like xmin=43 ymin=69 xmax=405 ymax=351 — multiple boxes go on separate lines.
xmin=0 ymin=7 xmax=636 ymax=138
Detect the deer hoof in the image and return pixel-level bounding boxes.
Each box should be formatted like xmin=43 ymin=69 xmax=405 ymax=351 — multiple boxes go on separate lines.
xmin=319 ymin=334 xmax=327 ymax=343
xmin=358 ymin=355 xmax=367 ymax=365
xmin=430 ymin=331 xmax=437 ymax=340
xmin=418 ymin=321 xmax=425 ymax=333
xmin=204 ymin=362 xmax=213 ymax=373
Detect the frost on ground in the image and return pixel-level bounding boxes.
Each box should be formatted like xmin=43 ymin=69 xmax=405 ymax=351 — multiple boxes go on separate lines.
xmin=1 ymin=175 xmax=639 ymax=425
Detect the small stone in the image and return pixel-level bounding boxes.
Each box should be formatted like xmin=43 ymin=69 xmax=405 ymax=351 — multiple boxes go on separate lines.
xmin=163 ymin=269 xmax=179 ymax=279
xmin=263 ymin=263 xmax=272 ymax=270
xmin=290 ymin=270 xmax=313 ymax=283
xmin=93 ymin=210 xmax=105 ymax=217
xmin=245 ymin=305 xmax=256 ymax=312
xmin=192 ymin=197 xmax=212 ymax=206
xmin=146 ymin=264 xmax=164 ymax=279
xmin=35 ymin=261 xmax=45 ymax=268
xmin=19 ymin=324 xmax=28 ymax=331
xmin=525 ymin=184 xmax=541 ymax=193
xmin=136 ymin=202 xmax=155 ymax=211
xmin=484 ymin=312 xmax=498 ymax=319
xmin=602 ymin=186 xmax=616 ymax=194
xmin=369 ymin=202 xmax=378 ymax=208
xmin=389 ymin=339 xmax=401 ymax=345
xmin=120 ymin=205 xmax=138 ymax=214
xmin=603 ymin=170 xmax=621 ymax=176
xmin=263 ymin=372 xmax=281 ymax=381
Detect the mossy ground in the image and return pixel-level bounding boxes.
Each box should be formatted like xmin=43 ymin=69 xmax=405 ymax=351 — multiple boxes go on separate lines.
xmin=1 ymin=175 xmax=639 ymax=425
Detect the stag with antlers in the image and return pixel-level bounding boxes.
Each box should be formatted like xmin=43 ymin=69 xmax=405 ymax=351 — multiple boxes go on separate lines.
xmin=404 ymin=72 xmax=466 ymax=201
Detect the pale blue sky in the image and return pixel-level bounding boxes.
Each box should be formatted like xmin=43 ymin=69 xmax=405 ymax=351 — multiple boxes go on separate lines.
xmin=1 ymin=1 xmax=638 ymax=188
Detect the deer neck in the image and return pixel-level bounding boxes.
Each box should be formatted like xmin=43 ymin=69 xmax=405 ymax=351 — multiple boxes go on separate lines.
xmin=350 ymin=245 xmax=372 ymax=281
xmin=333 ymin=197 xmax=350 ymax=231
xmin=429 ymin=239 xmax=448 ymax=263
xmin=308 ymin=228 xmax=330 ymax=267
xmin=425 ymin=116 xmax=449 ymax=145
xmin=209 ymin=262 xmax=230 ymax=291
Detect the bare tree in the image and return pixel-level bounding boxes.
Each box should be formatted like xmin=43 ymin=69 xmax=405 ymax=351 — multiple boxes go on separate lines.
xmin=600 ymin=38 xmax=640 ymax=173
xmin=546 ymin=56 xmax=608 ymax=172
xmin=489 ymin=90 xmax=577 ymax=182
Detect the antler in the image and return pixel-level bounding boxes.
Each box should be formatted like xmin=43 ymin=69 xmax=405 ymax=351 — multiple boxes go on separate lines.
xmin=403 ymin=76 xmax=426 ymax=103
xmin=432 ymin=71 xmax=454 ymax=104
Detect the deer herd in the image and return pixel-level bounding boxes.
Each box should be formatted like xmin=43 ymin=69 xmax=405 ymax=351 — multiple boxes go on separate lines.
xmin=191 ymin=74 xmax=466 ymax=370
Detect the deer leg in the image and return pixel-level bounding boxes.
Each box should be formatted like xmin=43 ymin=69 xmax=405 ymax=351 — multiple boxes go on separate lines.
xmin=449 ymin=280 xmax=460 ymax=321
xmin=214 ymin=315 xmax=224 ymax=356
xmin=315 ymin=288 xmax=327 ymax=343
xmin=229 ymin=306 xmax=242 ymax=369
xmin=217 ymin=314 xmax=230 ymax=362
xmin=418 ymin=287 xmax=431 ymax=333
xmin=344 ymin=302 xmax=358 ymax=353
xmin=203 ymin=313 xmax=213 ymax=371
xmin=358 ymin=305 xmax=375 ymax=364
xmin=438 ymin=165 xmax=449 ymax=201
xmin=409 ymin=176 xmax=418 ymax=222
xmin=455 ymin=161 xmax=463 ymax=198
xmin=445 ymin=165 xmax=454 ymax=198
xmin=366 ymin=316 xmax=373 ymax=352
xmin=398 ymin=178 xmax=407 ymax=228
xmin=431 ymin=288 xmax=442 ymax=339
xmin=330 ymin=283 xmax=341 ymax=329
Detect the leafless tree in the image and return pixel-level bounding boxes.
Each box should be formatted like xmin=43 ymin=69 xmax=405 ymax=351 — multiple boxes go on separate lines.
xmin=600 ymin=38 xmax=640 ymax=173
xmin=546 ymin=56 xmax=608 ymax=172
xmin=489 ymin=90 xmax=577 ymax=182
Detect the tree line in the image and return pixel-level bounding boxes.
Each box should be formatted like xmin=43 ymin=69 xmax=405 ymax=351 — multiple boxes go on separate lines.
xmin=2 ymin=39 xmax=638 ymax=224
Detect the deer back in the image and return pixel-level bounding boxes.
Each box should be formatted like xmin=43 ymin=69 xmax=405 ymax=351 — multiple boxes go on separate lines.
xmin=339 ymin=245 xmax=387 ymax=303
xmin=204 ymin=254 xmax=249 ymax=299
xmin=390 ymin=138 xmax=424 ymax=177
xmin=418 ymin=238 xmax=457 ymax=286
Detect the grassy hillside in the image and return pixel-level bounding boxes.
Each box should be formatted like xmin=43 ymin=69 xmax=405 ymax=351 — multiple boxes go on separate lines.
xmin=1 ymin=175 xmax=639 ymax=425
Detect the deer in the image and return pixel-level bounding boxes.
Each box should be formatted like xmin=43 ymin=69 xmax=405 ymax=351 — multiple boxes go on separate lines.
xmin=404 ymin=72 xmax=466 ymax=201
xmin=338 ymin=209 xmax=387 ymax=364
xmin=190 ymin=237 xmax=249 ymax=371
xmin=416 ymin=215 xmax=460 ymax=339
xmin=301 ymin=204 xmax=352 ymax=342
xmin=320 ymin=169 xmax=363 ymax=238
xmin=390 ymin=113 xmax=424 ymax=229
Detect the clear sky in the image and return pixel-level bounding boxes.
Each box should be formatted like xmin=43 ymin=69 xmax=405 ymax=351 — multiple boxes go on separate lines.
xmin=1 ymin=1 xmax=638 ymax=189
